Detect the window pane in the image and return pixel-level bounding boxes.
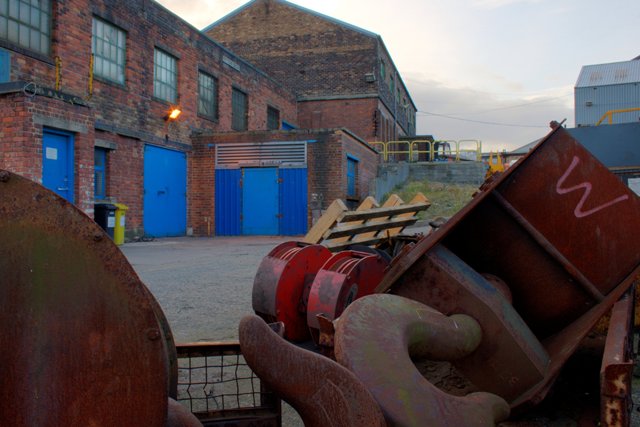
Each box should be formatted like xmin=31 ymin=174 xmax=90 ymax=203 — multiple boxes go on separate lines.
xmin=91 ymin=17 xmax=126 ymax=84
xmin=94 ymin=148 xmax=107 ymax=200
xmin=0 ymin=0 xmax=49 ymax=53
xmin=153 ymin=48 xmax=177 ymax=103
xmin=198 ymin=71 xmax=217 ymax=119
xmin=267 ymin=106 xmax=279 ymax=130
xmin=231 ymin=88 xmax=247 ymax=131
xmin=347 ymin=158 xmax=357 ymax=197
xmin=8 ymin=0 xmax=17 ymax=19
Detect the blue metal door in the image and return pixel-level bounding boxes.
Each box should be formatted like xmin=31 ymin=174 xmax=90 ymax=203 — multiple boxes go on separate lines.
xmin=215 ymin=169 xmax=241 ymax=236
xmin=242 ymin=168 xmax=278 ymax=235
xmin=279 ymin=168 xmax=308 ymax=235
xmin=42 ymin=129 xmax=74 ymax=202
xmin=143 ymin=145 xmax=186 ymax=237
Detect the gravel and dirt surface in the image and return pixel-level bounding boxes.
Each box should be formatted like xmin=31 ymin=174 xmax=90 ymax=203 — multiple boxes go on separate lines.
xmin=121 ymin=236 xmax=290 ymax=343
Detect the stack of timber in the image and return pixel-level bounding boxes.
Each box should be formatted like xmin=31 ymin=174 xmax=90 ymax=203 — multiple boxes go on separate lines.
xmin=303 ymin=193 xmax=430 ymax=251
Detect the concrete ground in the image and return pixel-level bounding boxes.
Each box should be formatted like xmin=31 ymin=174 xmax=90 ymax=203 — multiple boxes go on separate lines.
xmin=121 ymin=236 xmax=290 ymax=343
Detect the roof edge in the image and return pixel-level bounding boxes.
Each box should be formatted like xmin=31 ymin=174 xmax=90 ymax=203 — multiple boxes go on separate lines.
xmin=202 ymin=0 xmax=379 ymax=39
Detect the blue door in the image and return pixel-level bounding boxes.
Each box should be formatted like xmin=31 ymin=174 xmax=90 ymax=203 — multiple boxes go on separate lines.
xmin=143 ymin=145 xmax=187 ymax=237
xmin=42 ymin=129 xmax=74 ymax=202
xmin=279 ymin=168 xmax=307 ymax=235
xmin=242 ymin=168 xmax=278 ymax=235
xmin=215 ymin=169 xmax=241 ymax=236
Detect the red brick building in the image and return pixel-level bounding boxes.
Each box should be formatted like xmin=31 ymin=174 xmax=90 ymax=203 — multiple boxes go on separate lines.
xmin=204 ymin=0 xmax=417 ymax=142
xmin=0 ymin=0 xmax=399 ymax=238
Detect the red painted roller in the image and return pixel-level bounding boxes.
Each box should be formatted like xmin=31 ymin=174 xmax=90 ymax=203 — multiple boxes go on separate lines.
xmin=252 ymin=241 xmax=332 ymax=341
xmin=306 ymin=250 xmax=389 ymax=343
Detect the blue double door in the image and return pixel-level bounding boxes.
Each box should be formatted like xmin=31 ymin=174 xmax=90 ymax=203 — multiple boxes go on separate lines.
xmin=143 ymin=145 xmax=187 ymax=237
xmin=215 ymin=167 xmax=307 ymax=236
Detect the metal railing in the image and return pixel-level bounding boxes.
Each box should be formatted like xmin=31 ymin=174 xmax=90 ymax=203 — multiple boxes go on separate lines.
xmin=595 ymin=107 xmax=640 ymax=126
xmin=176 ymin=341 xmax=281 ymax=426
xmin=372 ymin=139 xmax=482 ymax=163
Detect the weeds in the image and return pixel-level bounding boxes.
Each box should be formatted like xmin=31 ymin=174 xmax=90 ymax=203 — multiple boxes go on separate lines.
xmin=385 ymin=180 xmax=478 ymax=221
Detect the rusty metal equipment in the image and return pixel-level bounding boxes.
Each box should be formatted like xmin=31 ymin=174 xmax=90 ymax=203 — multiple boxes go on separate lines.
xmin=0 ymin=169 xmax=271 ymax=427
xmin=239 ymin=315 xmax=386 ymax=427
xmin=252 ymin=241 xmax=332 ymax=341
xmin=0 ymin=170 xmax=170 ymax=426
xmin=600 ymin=291 xmax=635 ymax=426
xmin=377 ymin=125 xmax=640 ymax=409
xmin=239 ymin=125 xmax=640 ymax=426
xmin=306 ymin=250 xmax=389 ymax=343
xmin=334 ymin=294 xmax=511 ymax=426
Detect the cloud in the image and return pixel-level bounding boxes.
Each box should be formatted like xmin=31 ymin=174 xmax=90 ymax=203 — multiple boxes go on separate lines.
xmin=158 ymin=0 xmax=243 ymax=29
xmin=471 ymin=0 xmax=544 ymax=9
xmin=406 ymin=75 xmax=574 ymax=152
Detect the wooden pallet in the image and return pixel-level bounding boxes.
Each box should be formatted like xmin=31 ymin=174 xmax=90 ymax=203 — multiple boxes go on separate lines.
xmin=303 ymin=193 xmax=430 ymax=251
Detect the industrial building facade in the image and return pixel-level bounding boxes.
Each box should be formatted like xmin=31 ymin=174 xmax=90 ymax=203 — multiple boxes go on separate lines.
xmin=205 ymin=0 xmax=417 ymax=142
xmin=575 ymin=58 xmax=640 ymax=126
xmin=0 ymin=0 xmax=402 ymax=238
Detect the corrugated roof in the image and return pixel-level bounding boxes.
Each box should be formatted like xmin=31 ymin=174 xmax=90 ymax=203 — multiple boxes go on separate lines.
xmin=576 ymin=60 xmax=640 ymax=88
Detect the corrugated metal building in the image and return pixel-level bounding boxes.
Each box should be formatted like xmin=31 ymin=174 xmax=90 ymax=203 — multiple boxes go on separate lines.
xmin=575 ymin=58 xmax=640 ymax=126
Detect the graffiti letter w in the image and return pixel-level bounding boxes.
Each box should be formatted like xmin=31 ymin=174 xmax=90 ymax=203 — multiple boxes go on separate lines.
xmin=556 ymin=156 xmax=629 ymax=219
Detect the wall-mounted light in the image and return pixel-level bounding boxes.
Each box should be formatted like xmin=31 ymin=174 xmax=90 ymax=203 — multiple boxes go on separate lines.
xmin=165 ymin=107 xmax=182 ymax=121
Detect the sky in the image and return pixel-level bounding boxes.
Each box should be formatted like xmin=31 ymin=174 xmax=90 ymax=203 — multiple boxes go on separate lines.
xmin=156 ymin=0 xmax=640 ymax=152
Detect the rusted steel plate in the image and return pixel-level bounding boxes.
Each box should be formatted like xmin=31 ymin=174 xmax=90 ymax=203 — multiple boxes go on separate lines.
xmin=334 ymin=294 xmax=510 ymax=426
xmin=252 ymin=241 xmax=331 ymax=341
xmin=497 ymin=130 xmax=639 ymax=295
xmin=0 ymin=170 xmax=168 ymax=427
xmin=238 ymin=315 xmax=386 ymax=427
xmin=394 ymin=245 xmax=549 ymax=402
xmin=306 ymin=250 xmax=388 ymax=342
xmin=600 ymin=292 xmax=635 ymax=427
xmin=375 ymin=127 xmax=640 ymax=408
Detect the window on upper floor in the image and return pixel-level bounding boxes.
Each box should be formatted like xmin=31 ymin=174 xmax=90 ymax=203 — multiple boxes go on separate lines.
xmin=380 ymin=60 xmax=386 ymax=81
xmin=92 ymin=17 xmax=126 ymax=85
xmin=0 ymin=0 xmax=51 ymax=55
xmin=198 ymin=71 xmax=218 ymax=120
xmin=231 ymin=87 xmax=247 ymax=131
xmin=153 ymin=48 xmax=177 ymax=103
xmin=267 ymin=105 xmax=279 ymax=130
xmin=389 ymin=74 xmax=394 ymax=94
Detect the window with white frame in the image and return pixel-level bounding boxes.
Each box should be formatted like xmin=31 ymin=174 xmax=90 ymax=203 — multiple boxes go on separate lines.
xmin=92 ymin=17 xmax=126 ymax=84
xmin=153 ymin=48 xmax=177 ymax=103
xmin=0 ymin=0 xmax=51 ymax=55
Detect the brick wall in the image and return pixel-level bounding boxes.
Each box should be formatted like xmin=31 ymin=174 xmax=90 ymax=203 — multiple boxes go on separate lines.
xmin=0 ymin=0 xmax=297 ymax=237
xmin=206 ymin=0 xmax=377 ymax=99
xmin=189 ymin=136 xmax=215 ymax=237
xmin=298 ymin=98 xmax=379 ymax=141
